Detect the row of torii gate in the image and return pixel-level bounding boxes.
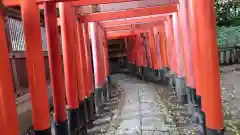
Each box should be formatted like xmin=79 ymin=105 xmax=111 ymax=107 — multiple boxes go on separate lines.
xmin=0 ymin=0 xmax=224 ymax=135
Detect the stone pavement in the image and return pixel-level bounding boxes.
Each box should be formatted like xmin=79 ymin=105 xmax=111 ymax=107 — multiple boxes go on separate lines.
xmin=98 ymin=74 xmax=204 ymax=135
xmin=105 ymin=74 xmax=179 ymax=135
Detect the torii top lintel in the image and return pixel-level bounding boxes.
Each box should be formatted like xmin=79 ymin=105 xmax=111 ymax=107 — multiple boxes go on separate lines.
xmin=3 ymin=0 xmax=178 ymax=7
xmin=81 ymin=4 xmax=177 ymax=22
xmin=104 ymin=21 xmax=165 ymax=32
xmin=2 ymin=0 xmax=140 ymax=7
xmin=100 ymin=15 xmax=168 ymax=27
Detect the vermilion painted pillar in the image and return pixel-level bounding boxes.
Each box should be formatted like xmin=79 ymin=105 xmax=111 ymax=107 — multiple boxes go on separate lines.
xmin=187 ymin=0 xmax=206 ymax=133
xmin=130 ymin=36 xmax=136 ymax=65
xmin=76 ymin=18 xmax=89 ymax=132
xmin=59 ymin=2 xmax=80 ymax=134
xmin=158 ymin=25 xmax=168 ymax=68
xmin=153 ymin=27 xmax=163 ymax=69
xmin=130 ymin=36 xmax=135 ymax=65
xmin=80 ymin=21 xmax=95 ymax=126
xmin=166 ymin=16 xmax=177 ymax=73
xmin=158 ymin=25 xmax=169 ymax=85
xmin=76 ymin=19 xmax=87 ymax=101
xmin=43 ymin=2 xmax=68 ymax=135
xmin=0 ymin=6 xmax=20 ymax=135
xmin=124 ymin=37 xmax=130 ymax=63
xmin=89 ymin=22 xmax=104 ymax=113
xmin=21 ymin=0 xmax=51 ymax=134
xmin=178 ymin=0 xmax=197 ymax=107
xmin=193 ymin=0 xmax=224 ymax=134
xmin=179 ymin=0 xmax=194 ymax=88
xmin=139 ymin=36 xmax=148 ymax=68
xmin=148 ymin=29 xmax=158 ymax=70
xmin=139 ymin=35 xmax=147 ymax=80
xmin=135 ymin=35 xmax=140 ymax=67
xmin=128 ymin=37 xmax=134 ymax=64
xmin=137 ymin=35 xmax=144 ymax=67
xmin=97 ymin=27 xmax=108 ymax=103
xmin=103 ymin=31 xmax=111 ymax=101
xmin=103 ymin=32 xmax=110 ymax=80
xmin=152 ymin=25 xmax=168 ymax=84
xmin=164 ymin=21 xmax=172 ymax=70
xmin=83 ymin=22 xmax=96 ymax=116
xmin=144 ymin=34 xmax=153 ymax=69
xmin=131 ymin=35 xmax=138 ymax=74
xmin=125 ymin=36 xmax=134 ymax=74
xmin=165 ymin=17 xmax=178 ymax=91
xmin=188 ymin=0 xmax=203 ymax=108
xmin=97 ymin=28 xmax=107 ymax=102
xmin=172 ymin=13 xmax=185 ymax=77
xmin=172 ymin=12 xmax=188 ymax=104
xmin=83 ymin=22 xmax=94 ymax=95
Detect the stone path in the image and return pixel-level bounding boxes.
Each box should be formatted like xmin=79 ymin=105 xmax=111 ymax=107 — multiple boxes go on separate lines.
xmin=104 ymin=74 xmax=186 ymax=135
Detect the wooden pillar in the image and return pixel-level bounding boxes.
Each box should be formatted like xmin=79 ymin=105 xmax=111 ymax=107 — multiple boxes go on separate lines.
xmin=76 ymin=18 xmax=87 ymax=102
xmin=0 ymin=5 xmax=20 ymax=135
xmin=82 ymin=21 xmax=95 ymax=124
xmin=187 ymin=0 xmax=206 ymax=133
xmin=98 ymin=27 xmax=106 ymax=86
xmin=76 ymin=18 xmax=90 ymax=130
xmin=43 ymin=1 xmax=69 ymax=133
xmin=158 ymin=25 xmax=168 ymax=68
xmin=89 ymin=22 xmax=104 ymax=113
xmin=59 ymin=2 xmax=80 ymax=133
xmin=103 ymin=31 xmax=110 ymax=78
xmin=166 ymin=16 xmax=177 ymax=73
xmin=193 ymin=0 xmax=224 ymax=133
xmin=172 ymin=13 xmax=185 ymax=77
xmin=179 ymin=0 xmax=195 ymax=89
xmin=172 ymin=12 xmax=188 ymax=104
xmin=178 ymin=0 xmax=198 ymax=107
xmin=153 ymin=27 xmax=163 ymax=69
xmin=83 ymin=22 xmax=94 ymax=94
xmin=103 ymin=31 xmax=110 ymax=101
xmin=148 ymin=29 xmax=158 ymax=70
xmin=97 ymin=27 xmax=108 ymax=103
xmin=21 ymin=0 xmax=51 ymax=134
xmin=44 ymin=2 xmax=68 ymax=134
xmin=187 ymin=0 xmax=202 ymax=103
xmin=144 ymin=34 xmax=152 ymax=68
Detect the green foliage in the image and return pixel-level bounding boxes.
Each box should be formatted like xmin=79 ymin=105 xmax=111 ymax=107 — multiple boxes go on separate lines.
xmin=217 ymin=26 xmax=240 ymax=47
xmin=215 ymin=0 xmax=240 ymax=26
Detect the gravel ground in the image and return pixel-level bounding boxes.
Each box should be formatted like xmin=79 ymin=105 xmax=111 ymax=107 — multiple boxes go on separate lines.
xmin=220 ymin=64 xmax=240 ymax=134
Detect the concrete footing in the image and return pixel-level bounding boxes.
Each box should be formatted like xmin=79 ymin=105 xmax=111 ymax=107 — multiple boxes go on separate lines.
xmin=34 ymin=128 xmax=51 ymax=135
xmin=142 ymin=67 xmax=155 ymax=82
xmin=103 ymin=78 xmax=111 ymax=102
xmin=206 ymin=128 xmax=224 ymax=135
xmin=94 ymin=87 xmax=104 ymax=114
xmin=79 ymin=101 xmax=88 ymax=134
xmin=52 ymin=120 xmax=69 ymax=135
xmin=169 ymin=72 xmax=176 ymax=90
xmin=67 ymin=108 xmax=80 ymax=134
xmin=86 ymin=96 xmax=94 ymax=129
xmin=175 ymin=76 xmax=187 ymax=104
xmin=157 ymin=68 xmax=169 ymax=85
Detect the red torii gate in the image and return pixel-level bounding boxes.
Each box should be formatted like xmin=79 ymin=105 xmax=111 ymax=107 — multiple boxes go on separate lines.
xmin=0 ymin=0 xmax=224 ymax=135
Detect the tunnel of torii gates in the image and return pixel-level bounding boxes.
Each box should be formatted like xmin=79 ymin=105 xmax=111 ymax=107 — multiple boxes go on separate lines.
xmin=0 ymin=0 xmax=224 ymax=135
